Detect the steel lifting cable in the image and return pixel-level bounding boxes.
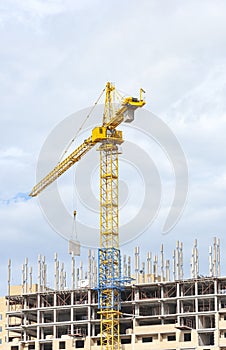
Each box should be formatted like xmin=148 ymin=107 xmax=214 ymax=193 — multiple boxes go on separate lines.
xmin=60 ymin=87 xmax=106 ymax=161
xmin=59 ymin=87 xmax=105 ymax=247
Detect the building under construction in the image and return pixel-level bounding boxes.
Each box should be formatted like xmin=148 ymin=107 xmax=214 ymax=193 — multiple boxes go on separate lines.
xmin=3 ymin=238 xmax=226 ymax=350
xmin=3 ymin=84 xmax=224 ymax=350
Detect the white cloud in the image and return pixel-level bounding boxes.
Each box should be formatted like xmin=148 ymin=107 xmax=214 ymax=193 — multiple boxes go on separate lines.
xmin=1 ymin=0 xmax=226 ymax=293
xmin=0 ymin=147 xmax=29 ymax=159
xmin=0 ymin=0 xmax=94 ymax=25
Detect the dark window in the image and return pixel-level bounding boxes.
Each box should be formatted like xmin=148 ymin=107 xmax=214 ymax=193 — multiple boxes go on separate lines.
xmin=224 ymin=333 xmax=226 ymax=338
xmin=121 ymin=338 xmax=131 ymax=344
xmin=168 ymin=335 xmax=176 ymax=341
xmin=43 ymin=344 xmax=52 ymax=350
xmin=142 ymin=337 xmax=153 ymax=343
xmin=75 ymin=340 xmax=84 ymax=348
xmin=59 ymin=341 xmax=66 ymax=349
xmin=198 ymin=332 xmax=214 ymax=346
xmin=210 ymin=333 xmax=214 ymax=345
xmin=224 ymin=315 xmax=226 ymax=320
xmin=184 ymin=333 xmax=191 ymax=341
xmin=28 ymin=345 xmax=35 ymax=350
xmin=11 ymin=347 xmax=19 ymax=350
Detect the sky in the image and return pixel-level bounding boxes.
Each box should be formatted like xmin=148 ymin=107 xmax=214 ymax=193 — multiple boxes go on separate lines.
xmin=0 ymin=0 xmax=226 ymax=294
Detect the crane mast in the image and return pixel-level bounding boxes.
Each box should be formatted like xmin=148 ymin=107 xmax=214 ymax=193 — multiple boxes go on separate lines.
xmin=98 ymin=138 xmax=122 ymax=350
xmin=30 ymin=82 xmax=145 ymax=350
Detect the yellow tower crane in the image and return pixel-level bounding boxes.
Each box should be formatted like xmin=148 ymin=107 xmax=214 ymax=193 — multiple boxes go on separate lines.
xmin=30 ymin=82 xmax=145 ymax=350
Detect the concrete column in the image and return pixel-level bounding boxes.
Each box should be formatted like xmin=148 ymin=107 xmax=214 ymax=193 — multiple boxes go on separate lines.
xmin=88 ymin=289 xmax=91 ymax=339
xmin=131 ymin=332 xmax=135 ymax=350
xmin=195 ymin=281 xmax=198 ymax=330
xmin=37 ymin=293 xmax=40 ymax=341
xmin=35 ymin=340 xmax=40 ymax=350
xmin=134 ymin=287 xmax=139 ymax=326
xmin=160 ymin=302 xmax=164 ymax=325
xmin=214 ymin=280 xmax=218 ymax=312
xmin=134 ymin=247 xmax=140 ymax=284
xmin=71 ymin=301 xmax=74 ymax=335
xmin=177 ymin=282 xmax=180 ymax=323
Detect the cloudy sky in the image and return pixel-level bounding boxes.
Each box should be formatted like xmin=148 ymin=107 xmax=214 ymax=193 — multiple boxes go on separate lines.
xmin=0 ymin=0 xmax=226 ymax=294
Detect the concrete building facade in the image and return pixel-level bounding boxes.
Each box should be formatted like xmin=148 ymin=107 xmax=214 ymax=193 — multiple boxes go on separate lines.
xmin=0 ymin=295 xmax=6 ymax=347
xmin=0 ymin=286 xmax=39 ymax=349
xmin=4 ymin=277 xmax=226 ymax=350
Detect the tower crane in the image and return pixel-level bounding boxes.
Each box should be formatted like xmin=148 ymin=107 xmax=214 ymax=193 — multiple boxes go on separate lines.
xmin=30 ymin=82 xmax=145 ymax=350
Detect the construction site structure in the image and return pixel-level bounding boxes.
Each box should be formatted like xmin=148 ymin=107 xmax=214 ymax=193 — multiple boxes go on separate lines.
xmin=30 ymin=82 xmax=145 ymax=350
xmin=2 ymin=237 xmax=226 ymax=350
